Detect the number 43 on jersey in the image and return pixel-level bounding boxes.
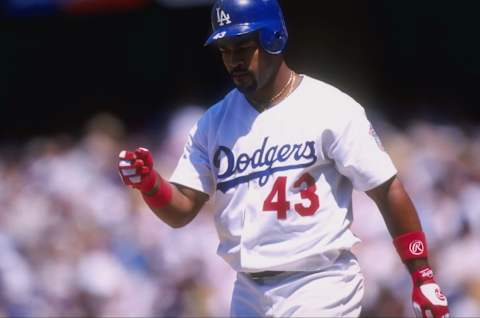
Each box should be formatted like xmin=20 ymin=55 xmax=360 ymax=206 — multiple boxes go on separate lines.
xmin=262 ymin=173 xmax=320 ymax=220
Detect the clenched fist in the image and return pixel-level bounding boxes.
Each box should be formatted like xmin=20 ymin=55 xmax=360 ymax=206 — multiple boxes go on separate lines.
xmin=412 ymin=267 xmax=449 ymax=318
xmin=118 ymin=147 xmax=158 ymax=194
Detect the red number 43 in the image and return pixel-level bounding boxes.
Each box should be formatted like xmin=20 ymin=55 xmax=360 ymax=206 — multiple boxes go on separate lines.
xmin=262 ymin=173 xmax=320 ymax=220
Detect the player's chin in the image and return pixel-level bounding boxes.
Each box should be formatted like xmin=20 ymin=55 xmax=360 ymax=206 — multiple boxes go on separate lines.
xmin=233 ymin=78 xmax=257 ymax=93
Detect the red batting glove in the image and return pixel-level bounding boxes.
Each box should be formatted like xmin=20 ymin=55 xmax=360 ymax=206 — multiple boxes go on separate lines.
xmin=118 ymin=147 xmax=158 ymax=194
xmin=411 ymin=267 xmax=449 ymax=318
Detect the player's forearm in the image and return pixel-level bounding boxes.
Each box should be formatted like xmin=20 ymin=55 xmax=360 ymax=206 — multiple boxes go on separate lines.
xmin=367 ymin=176 xmax=422 ymax=236
xmin=367 ymin=176 xmax=430 ymax=272
xmin=145 ymin=182 xmax=203 ymax=228
xmin=367 ymin=177 xmax=449 ymax=316
xmin=142 ymin=174 xmax=208 ymax=228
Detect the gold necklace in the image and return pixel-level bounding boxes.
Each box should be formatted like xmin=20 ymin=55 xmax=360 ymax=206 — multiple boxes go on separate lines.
xmin=251 ymin=71 xmax=295 ymax=111
xmin=269 ymin=71 xmax=294 ymax=105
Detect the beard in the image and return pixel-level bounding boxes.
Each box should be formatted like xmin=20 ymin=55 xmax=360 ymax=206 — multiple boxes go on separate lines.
xmin=232 ymin=73 xmax=258 ymax=93
xmin=236 ymin=81 xmax=257 ymax=94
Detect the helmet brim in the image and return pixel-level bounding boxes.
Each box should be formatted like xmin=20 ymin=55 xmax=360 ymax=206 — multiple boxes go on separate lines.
xmin=204 ymin=22 xmax=264 ymax=47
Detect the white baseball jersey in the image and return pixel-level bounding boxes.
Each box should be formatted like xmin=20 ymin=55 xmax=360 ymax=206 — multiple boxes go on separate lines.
xmin=170 ymin=75 xmax=397 ymax=273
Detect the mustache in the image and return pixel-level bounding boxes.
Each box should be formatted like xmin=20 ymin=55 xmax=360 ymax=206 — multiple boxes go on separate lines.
xmin=230 ymin=68 xmax=250 ymax=76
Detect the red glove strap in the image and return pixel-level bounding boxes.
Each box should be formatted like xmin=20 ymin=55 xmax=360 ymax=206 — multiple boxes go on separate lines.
xmin=142 ymin=176 xmax=173 ymax=209
xmin=412 ymin=266 xmax=435 ymax=286
xmin=137 ymin=167 xmax=157 ymax=193
xmin=393 ymin=231 xmax=428 ymax=262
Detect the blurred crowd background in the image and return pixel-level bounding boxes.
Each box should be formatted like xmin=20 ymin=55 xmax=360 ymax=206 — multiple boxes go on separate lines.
xmin=1 ymin=0 xmax=479 ymax=317
xmin=1 ymin=109 xmax=480 ymax=317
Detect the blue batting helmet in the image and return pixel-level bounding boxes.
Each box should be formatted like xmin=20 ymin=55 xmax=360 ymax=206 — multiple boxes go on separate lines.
xmin=204 ymin=0 xmax=288 ymax=54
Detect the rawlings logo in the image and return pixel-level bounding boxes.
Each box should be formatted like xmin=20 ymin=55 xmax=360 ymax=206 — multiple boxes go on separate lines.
xmin=419 ymin=267 xmax=434 ymax=279
xmin=419 ymin=284 xmax=448 ymax=306
xmin=214 ymin=137 xmax=317 ymax=192
xmin=435 ymin=288 xmax=446 ymax=301
xmin=216 ymin=8 xmax=231 ymax=26
xmin=409 ymin=240 xmax=425 ymax=255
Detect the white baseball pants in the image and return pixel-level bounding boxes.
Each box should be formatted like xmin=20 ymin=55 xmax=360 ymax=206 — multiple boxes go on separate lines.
xmin=230 ymin=251 xmax=364 ymax=317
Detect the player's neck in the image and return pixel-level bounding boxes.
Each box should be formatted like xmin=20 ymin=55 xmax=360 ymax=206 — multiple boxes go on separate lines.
xmin=247 ymin=63 xmax=298 ymax=112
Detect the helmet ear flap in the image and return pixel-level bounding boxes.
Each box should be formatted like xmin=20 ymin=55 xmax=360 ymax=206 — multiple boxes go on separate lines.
xmin=259 ymin=27 xmax=287 ymax=54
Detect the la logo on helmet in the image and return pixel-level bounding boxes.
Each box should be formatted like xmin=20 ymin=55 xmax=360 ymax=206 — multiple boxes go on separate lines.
xmin=216 ymin=8 xmax=231 ymax=26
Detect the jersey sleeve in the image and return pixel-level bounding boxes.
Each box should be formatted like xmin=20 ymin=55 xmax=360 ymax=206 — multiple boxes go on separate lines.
xmin=326 ymin=104 xmax=397 ymax=191
xmin=169 ymin=116 xmax=215 ymax=197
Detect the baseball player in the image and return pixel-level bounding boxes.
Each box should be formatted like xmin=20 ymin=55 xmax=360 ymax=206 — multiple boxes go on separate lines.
xmin=118 ymin=0 xmax=450 ymax=317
